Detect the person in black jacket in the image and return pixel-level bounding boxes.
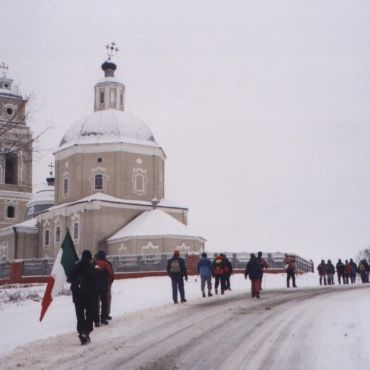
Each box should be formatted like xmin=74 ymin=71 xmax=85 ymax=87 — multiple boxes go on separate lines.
xmin=222 ymin=254 xmax=233 ymax=291
xmin=244 ymin=253 xmax=262 ymax=298
xmin=67 ymin=250 xmax=97 ymax=345
xmin=167 ymin=250 xmax=188 ymax=304
xmin=336 ymin=259 xmax=345 ymax=284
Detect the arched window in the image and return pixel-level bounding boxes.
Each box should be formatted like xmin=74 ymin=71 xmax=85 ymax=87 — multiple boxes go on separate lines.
xmin=5 ymin=153 xmax=18 ymax=185
xmin=73 ymin=222 xmax=79 ymax=240
xmin=132 ymin=168 xmax=148 ymax=195
xmin=135 ymin=173 xmax=145 ymax=192
xmin=55 ymin=226 xmax=61 ymax=243
xmin=63 ymin=177 xmax=69 ymax=195
xmin=6 ymin=205 xmax=15 ymax=218
xmin=94 ymin=174 xmax=103 ymax=190
xmin=45 ymin=230 xmax=50 ymax=246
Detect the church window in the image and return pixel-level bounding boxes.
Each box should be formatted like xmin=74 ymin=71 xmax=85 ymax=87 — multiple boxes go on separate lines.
xmin=94 ymin=174 xmax=103 ymax=190
xmin=6 ymin=205 xmax=15 ymax=219
xmin=132 ymin=168 xmax=148 ymax=195
xmin=73 ymin=222 xmax=79 ymax=240
xmin=45 ymin=230 xmax=50 ymax=247
xmin=97 ymin=157 xmax=102 ymax=163
xmin=5 ymin=153 xmax=18 ymax=185
xmin=63 ymin=177 xmax=69 ymax=195
xmin=55 ymin=226 xmax=61 ymax=243
xmin=100 ymin=91 xmax=104 ymax=104
xmin=136 ymin=174 xmax=144 ymax=192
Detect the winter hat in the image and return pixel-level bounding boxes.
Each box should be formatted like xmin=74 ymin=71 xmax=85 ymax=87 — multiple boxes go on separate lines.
xmin=96 ymin=250 xmax=106 ymax=260
xmin=201 ymin=252 xmax=207 ymax=258
xmin=257 ymin=251 xmax=262 ymax=257
xmin=81 ymin=250 xmax=92 ymax=261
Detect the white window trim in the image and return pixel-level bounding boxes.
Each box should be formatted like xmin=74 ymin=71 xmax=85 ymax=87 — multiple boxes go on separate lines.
xmin=132 ymin=168 xmax=148 ymax=196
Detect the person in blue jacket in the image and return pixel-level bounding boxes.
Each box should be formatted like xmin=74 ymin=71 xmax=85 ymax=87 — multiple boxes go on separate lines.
xmin=197 ymin=252 xmax=213 ymax=297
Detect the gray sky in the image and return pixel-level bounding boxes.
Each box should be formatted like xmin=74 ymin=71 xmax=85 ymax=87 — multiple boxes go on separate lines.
xmin=2 ymin=0 xmax=370 ymax=264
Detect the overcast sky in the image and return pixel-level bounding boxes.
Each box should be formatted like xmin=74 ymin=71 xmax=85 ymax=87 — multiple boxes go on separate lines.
xmin=2 ymin=0 xmax=370 ymax=264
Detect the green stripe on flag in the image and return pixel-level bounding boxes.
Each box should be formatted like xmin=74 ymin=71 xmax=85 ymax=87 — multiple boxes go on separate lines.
xmin=60 ymin=229 xmax=79 ymax=277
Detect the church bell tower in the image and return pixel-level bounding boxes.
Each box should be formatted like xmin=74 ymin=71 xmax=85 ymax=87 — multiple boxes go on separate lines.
xmin=0 ymin=63 xmax=32 ymax=228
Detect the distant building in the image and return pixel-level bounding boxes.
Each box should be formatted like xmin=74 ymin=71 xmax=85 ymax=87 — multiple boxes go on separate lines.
xmin=0 ymin=50 xmax=205 ymax=260
xmin=0 ymin=65 xmax=32 ymax=230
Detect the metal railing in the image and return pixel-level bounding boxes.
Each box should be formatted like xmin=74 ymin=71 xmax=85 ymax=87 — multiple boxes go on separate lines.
xmin=17 ymin=252 xmax=313 ymax=276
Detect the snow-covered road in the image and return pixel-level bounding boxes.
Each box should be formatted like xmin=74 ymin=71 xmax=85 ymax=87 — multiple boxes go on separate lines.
xmin=1 ymin=283 xmax=369 ymax=370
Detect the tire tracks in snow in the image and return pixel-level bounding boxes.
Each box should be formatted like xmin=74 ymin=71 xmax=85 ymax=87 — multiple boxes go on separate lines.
xmin=1 ymin=284 xmax=369 ymax=370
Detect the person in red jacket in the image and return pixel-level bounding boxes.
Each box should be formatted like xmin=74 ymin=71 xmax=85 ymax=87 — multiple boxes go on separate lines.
xmin=317 ymin=260 xmax=327 ymax=285
xmin=344 ymin=260 xmax=351 ymax=284
xmin=284 ymin=254 xmax=297 ymax=288
xmin=94 ymin=250 xmax=114 ymax=326
xmin=213 ymin=254 xmax=226 ymax=295
xmin=257 ymin=251 xmax=268 ymax=290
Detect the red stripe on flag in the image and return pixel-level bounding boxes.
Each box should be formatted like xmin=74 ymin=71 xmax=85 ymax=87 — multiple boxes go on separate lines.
xmin=39 ymin=276 xmax=55 ymax=322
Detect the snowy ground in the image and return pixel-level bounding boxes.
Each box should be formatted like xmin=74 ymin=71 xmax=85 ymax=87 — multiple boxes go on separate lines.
xmin=0 ymin=273 xmax=369 ymax=369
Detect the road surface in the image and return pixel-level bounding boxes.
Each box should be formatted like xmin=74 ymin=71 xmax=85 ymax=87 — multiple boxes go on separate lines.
xmin=1 ymin=284 xmax=369 ymax=370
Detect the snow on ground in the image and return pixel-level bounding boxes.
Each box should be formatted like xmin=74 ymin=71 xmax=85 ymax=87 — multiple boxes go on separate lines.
xmin=0 ymin=272 xmax=317 ymax=357
xmin=1 ymin=272 xmax=370 ymax=370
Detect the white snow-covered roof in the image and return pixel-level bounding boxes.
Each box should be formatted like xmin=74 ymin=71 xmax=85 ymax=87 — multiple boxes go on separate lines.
xmin=0 ymin=217 xmax=38 ymax=236
xmin=107 ymin=209 xmax=205 ymax=242
xmin=41 ymin=193 xmax=188 ymax=213
xmin=58 ymin=109 xmax=159 ymax=151
xmin=27 ymin=186 xmax=54 ymax=207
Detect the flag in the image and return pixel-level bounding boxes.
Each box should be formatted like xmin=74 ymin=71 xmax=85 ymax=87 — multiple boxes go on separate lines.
xmin=39 ymin=229 xmax=79 ymax=321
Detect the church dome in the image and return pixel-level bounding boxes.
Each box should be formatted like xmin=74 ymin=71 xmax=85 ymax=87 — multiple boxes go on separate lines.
xmin=58 ymin=109 xmax=158 ymax=150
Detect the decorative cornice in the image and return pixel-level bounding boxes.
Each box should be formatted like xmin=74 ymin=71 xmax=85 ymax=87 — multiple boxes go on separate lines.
xmin=0 ymin=190 xmax=32 ymax=202
xmin=55 ymin=142 xmax=166 ymax=161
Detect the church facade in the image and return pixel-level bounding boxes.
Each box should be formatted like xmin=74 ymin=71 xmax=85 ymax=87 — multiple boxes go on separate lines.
xmin=0 ymin=53 xmax=205 ymax=261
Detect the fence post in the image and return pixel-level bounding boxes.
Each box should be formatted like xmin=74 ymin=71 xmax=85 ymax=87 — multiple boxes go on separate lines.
xmin=9 ymin=260 xmax=24 ymax=284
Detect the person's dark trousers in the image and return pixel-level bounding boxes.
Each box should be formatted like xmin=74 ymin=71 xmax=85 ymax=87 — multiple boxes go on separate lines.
xmin=97 ymin=289 xmax=108 ymax=321
xmin=171 ymin=274 xmax=185 ymax=303
xmin=350 ymin=274 xmax=356 ymax=284
xmin=287 ymin=270 xmax=296 ymax=287
xmin=73 ymin=293 xmax=94 ymax=335
xmin=225 ymin=274 xmax=231 ymax=290
xmin=215 ymin=275 xmax=226 ymax=293
xmin=337 ymin=273 xmax=343 ymax=285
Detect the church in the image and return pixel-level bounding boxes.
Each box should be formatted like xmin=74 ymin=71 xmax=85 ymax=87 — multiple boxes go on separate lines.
xmin=0 ymin=47 xmax=205 ymax=261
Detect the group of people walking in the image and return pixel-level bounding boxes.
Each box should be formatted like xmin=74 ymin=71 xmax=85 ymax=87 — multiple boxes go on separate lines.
xmin=166 ymin=251 xmax=233 ymax=304
xmin=67 ymin=249 xmax=114 ymax=345
xmin=68 ymin=248 xmax=370 ymax=346
xmin=167 ymin=250 xmax=268 ymax=301
xmin=317 ymin=258 xmax=369 ymax=285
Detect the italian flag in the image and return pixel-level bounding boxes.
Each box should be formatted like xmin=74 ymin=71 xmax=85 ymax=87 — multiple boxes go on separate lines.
xmin=39 ymin=229 xmax=79 ymax=321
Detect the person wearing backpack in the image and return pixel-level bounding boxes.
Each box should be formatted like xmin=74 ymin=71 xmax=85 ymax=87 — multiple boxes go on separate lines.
xmin=213 ymin=254 xmax=227 ymax=295
xmin=167 ymin=250 xmax=188 ymax=304
xmin=197 ymin=252 xmax=213 ymax=297
xmin=67 ymin=250 xmax=97 ymax=345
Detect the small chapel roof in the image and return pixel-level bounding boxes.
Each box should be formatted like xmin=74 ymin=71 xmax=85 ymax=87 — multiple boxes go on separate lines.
xmin=58 ymin=109 xmax=159 ymax=151
xmin=0 ymin=217 xmax=38 ymax=237
xmin=107 ymin=209 xmax=205 ymax=243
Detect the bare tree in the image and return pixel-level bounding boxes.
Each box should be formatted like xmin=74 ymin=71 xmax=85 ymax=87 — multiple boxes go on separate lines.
xmin=357 ymin=247 xmax=370 ymax=262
